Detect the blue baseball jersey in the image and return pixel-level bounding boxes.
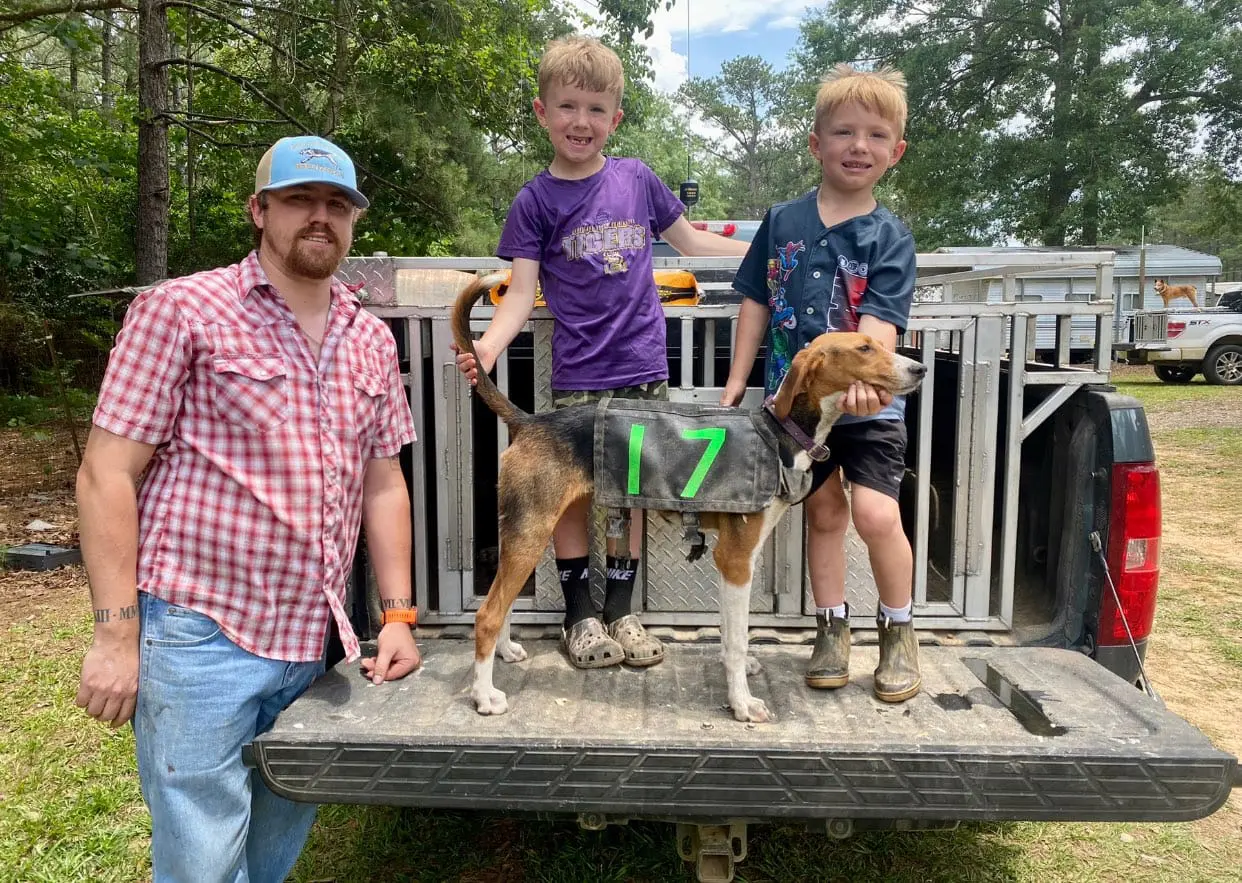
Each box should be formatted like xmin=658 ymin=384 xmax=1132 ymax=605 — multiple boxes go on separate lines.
xmin=732 ymin=191 xmax=916 ymax=423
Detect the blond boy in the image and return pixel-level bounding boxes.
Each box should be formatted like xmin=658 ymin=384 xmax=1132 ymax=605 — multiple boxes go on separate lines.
xmin=723 ymin=65 xmax=922 ymax=701
xmin=456 ymin=35 xmax=748 ymax=669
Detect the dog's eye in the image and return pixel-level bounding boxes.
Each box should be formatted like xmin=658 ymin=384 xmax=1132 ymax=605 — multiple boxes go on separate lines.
xmin=857 ymin=344 xmax=872 ymax=353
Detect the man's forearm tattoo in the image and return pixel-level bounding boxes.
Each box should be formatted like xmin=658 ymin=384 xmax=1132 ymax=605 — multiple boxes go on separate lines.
xmin=93 ymin=604 xmax=139 ymax=624
xmin=380 ymin=598 xmax=413 ymax=610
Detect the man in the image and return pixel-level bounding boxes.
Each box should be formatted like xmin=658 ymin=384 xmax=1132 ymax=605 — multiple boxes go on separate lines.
xmin=74 ymin=135 xmax=420 ymax=882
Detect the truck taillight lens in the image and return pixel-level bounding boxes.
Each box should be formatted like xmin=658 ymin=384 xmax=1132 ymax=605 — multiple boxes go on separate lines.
xmin=1167 ymin=321 xmax=1185 ymax=338
xmin=1098 ymin=463 xmax=1161 ymax=645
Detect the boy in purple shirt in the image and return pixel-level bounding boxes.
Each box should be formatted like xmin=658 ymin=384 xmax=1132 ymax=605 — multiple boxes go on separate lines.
xmin=455 ymin=35 xmax=748 ymax=669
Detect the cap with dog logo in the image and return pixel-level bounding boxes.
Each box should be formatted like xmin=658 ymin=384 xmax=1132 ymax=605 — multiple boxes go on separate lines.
xmin=254 ymin=135 xmax=369 ymax=208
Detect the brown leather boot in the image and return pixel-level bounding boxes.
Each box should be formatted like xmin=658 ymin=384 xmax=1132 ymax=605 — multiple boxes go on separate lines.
xmin=805 ymin=605 xmax=850 ymax=689
xmin=874 ymin=614 xmax=921 ymax=702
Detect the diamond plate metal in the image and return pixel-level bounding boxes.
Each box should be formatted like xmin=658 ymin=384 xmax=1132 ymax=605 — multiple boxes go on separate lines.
xmin=646 ymin=511 xmax=772 ymax=613
xmin=337 ymin=257 xmax=395 ymax=305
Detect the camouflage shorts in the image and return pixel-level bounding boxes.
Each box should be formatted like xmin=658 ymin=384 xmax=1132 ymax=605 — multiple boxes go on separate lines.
xmin=551 ymin=380 xmax=669 ymax=411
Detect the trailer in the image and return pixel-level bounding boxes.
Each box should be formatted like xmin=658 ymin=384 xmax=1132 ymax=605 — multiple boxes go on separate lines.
xmin=931 ymin=245 xmax=1222 ymax=359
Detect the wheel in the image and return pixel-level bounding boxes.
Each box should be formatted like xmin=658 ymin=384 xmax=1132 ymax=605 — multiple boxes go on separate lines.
xmin=1203 ymin=344 xmax=1242 ymax=385
xmin=1153 ymin=364 xmax=1196 ymax=384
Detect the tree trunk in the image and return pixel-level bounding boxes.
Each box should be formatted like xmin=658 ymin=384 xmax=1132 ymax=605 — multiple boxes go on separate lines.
xmin=100 ymin=10 xmax=113 ymax=111
xmin=328 ymin=0 xmax=351 ymax=132
xmin=1079 ymin=5 xmax=1102 ymax=246
xmin=68 ymin=13 xmax=80 ymax=118
xmin=1038 ymin=3 xmax=1079 ymax=247
xmin=137 ymin=0 xmax=170 ymax=284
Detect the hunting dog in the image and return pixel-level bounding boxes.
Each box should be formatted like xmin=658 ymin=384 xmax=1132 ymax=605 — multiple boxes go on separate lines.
xmin=1154 ymin=278 xmax=1199 ymax=309
xmin=451 ymin=275 xmax=926 ymax=722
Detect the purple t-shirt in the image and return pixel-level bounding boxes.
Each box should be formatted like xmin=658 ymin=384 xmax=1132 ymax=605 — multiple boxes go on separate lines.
xmin=497 ymin=157 xmax=685 ymax=390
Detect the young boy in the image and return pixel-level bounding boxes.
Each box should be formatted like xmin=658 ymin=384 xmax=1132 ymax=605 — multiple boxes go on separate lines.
xmin=455 ymin=35 xmax=748 ymax=670
xmin=722 ymin=64 xmax=922 ymax=702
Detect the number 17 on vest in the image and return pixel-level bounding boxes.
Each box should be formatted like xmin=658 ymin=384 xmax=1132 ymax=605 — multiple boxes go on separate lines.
xmin=626 ymin=424 xmax=727 ymax=499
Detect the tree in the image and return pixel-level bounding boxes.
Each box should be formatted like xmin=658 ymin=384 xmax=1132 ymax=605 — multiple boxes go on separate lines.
xmin=675 ymin=56 xmax=813 ymax=218
xmin=796 ymin=0 xmax=1242 ymax=247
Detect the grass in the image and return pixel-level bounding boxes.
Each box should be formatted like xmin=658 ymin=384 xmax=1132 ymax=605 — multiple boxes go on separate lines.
xmin=0 ymin=617 xmax=149 ymax=882
xmin=1111 ymin=367 xmax=1239 ymax=411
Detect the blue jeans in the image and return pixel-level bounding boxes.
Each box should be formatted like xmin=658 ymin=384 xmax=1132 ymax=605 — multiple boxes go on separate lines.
xmin=134 ymin=592 xmax=326 ymax=883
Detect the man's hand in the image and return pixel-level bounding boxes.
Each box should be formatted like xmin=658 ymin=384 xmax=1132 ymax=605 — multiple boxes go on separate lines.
xmin=450 ymin=339 xmax=499 ymax=387
xmin=838 ymin=382 xmax=893 ymax=417
xmin=720 ymin=377 xmax=748 ymax=407
xmin=75 ymin=633 xmax=140 ymax=727
xmin=361 ymin=623 xmax=422 ymax=684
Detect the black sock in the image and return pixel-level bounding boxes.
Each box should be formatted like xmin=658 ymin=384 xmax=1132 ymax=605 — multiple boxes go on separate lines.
xmin=557 ymin=556 xmax=593 ymax=627
xmin=603 ymin=555 xmax=638 ymax=624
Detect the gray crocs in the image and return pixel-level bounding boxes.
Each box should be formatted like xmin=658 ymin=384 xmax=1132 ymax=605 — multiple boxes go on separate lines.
xmin=607 ymin=614 xmax=665 ymax=667
xmin=562 ymin=617 xmax=624 ymax=669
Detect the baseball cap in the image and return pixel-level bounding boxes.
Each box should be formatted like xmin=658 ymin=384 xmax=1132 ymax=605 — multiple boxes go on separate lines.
xmin=254 ymin=135 xmax=369 ymax=208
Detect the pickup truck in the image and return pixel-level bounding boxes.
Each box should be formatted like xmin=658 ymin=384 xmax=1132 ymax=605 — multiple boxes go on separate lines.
xmin=243 ymin=252 xmax=1239 ymax=883
xmin=1124 ymin=290 xmax=1242 ymax=384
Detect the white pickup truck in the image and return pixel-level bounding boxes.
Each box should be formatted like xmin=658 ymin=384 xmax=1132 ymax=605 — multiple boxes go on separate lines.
xmin=1125 ymin=290 xmax=1242 ymax=384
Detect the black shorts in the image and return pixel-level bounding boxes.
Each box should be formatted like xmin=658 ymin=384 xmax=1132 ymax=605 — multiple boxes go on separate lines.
xmin=809 ymin=419 xmax=908 ymax=500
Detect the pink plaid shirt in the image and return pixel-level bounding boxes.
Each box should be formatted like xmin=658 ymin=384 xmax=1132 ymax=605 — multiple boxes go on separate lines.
xmin=92 ymin=251 xmax=417 ymax=662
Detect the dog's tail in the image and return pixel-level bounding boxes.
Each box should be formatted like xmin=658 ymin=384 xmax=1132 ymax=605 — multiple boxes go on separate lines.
xmin=451 ymin=273 xmax=531 ymax=431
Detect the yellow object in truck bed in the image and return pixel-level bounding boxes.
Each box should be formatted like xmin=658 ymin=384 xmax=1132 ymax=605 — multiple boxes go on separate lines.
xmin=487 ymin=270 xmax=701 ymax=307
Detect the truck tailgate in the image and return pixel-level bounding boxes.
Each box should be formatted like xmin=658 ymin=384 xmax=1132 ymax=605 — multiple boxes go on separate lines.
xmin=245 ymin=640 xmax=1236 ymax=822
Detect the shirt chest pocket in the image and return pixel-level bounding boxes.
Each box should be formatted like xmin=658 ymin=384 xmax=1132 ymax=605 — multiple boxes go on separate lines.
xmin=350 ymin=366 xmax=386 ymax=434
xmin=210 ymin=355 xmax=289 ymax=431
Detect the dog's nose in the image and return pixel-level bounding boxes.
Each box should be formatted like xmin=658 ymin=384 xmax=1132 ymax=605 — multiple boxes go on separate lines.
xmin=910 ymin=362 xmax=927 ymax=377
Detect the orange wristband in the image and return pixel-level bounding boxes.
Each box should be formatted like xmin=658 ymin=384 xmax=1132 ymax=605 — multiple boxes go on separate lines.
xmin=381 ymin=607 xmax=418 ymax=626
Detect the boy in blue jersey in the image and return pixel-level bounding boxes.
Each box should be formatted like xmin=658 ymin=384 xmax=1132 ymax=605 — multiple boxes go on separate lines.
xmin=723 ymin=64 xmax=921 ymax=702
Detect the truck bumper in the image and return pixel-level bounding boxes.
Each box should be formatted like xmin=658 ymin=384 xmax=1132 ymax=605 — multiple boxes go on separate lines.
xmin=245 ymin=640 xmax=1236 ymax=823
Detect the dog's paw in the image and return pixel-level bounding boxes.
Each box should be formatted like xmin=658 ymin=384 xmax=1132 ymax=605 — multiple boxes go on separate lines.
xmin=471 ymin=686 xmax=509 ymax=715
xmin=729 ymin=696 xmax=771 ymax=723
xmin=745 ymin=655 xmax=763 ymax=676
xmin=497 ymin=639 xmax=527 ymax=663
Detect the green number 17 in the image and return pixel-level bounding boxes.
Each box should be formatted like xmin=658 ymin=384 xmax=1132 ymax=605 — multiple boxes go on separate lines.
xmin=626 ymin=425 xmax=727 ymax=499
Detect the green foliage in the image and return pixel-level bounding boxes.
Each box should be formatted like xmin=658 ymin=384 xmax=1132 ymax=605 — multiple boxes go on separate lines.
xmin=795 ymin=0 xmax=1241 ymax=248
xmin=675 ymin=56 xmax=816 ymax=218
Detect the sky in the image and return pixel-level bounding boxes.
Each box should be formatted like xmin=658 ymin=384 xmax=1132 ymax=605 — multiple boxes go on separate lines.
xmin=577 ymin=0 xmax=823 ymax=94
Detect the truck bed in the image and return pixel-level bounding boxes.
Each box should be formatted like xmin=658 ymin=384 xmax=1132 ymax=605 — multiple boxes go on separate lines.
xmin=245 ymin=639 xmax=1236 ymax=822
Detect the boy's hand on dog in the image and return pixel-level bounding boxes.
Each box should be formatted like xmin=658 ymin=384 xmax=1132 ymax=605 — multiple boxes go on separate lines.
xmin=451 ymin=340 xmax=499 ymax=386
xmin=76 ymin=634 xmax=140 ymax=727
xmin=362 ymin=623 xmax=422 ymax=684
xmin=720 ymin=378 xmax=748 ymax=407
xmin=838 ymin=381 xmax=891 ymax=416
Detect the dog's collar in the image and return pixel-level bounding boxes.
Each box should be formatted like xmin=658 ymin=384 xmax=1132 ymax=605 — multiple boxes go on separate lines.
xmin=763 ymin=395 xmax=831 ymax=462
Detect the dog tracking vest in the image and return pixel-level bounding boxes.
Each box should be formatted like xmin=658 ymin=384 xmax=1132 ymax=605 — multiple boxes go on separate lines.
xmin=593 ymin=399 xmax=813 ymax=513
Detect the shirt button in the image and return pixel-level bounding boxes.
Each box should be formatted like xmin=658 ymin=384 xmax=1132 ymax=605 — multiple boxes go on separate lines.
xmin=806 ymin=307 xmax=814 ymax=315
xmin=819 ymin=240 xmax=827 ymax=247
xmin=813 ymin=271 xmax=822 ymax=279
xmin=803 ymin=342 xmax=810 ymax=349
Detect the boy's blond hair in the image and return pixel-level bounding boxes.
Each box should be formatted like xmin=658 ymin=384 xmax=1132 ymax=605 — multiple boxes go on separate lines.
xmin=538 ymin=35 xmax=625 ymax=105
xmin=814 ymin=64 xmax=908 ymax=139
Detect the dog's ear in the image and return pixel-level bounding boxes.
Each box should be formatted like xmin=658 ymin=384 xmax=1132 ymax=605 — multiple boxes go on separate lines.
xmin=770 ymin=349 xmax=820 ymax=421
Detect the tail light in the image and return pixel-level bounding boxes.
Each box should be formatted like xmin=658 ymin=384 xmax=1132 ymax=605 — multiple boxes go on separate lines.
xmin=690 ymin=221 xmax=738 ymax=237
xmin=1167 ymin=320 xmax=1185 ymax=338
xmin=1097 ymin=463 xmax=1161 ymax=645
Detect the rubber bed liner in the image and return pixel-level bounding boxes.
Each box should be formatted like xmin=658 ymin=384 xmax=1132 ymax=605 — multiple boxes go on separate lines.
xmin=245 ymin=641 xmax=1236 ymax=822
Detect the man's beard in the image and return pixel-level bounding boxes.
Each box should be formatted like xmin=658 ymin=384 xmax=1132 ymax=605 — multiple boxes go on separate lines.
xmin=284 ymin=225 xmax=348 ymax=280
